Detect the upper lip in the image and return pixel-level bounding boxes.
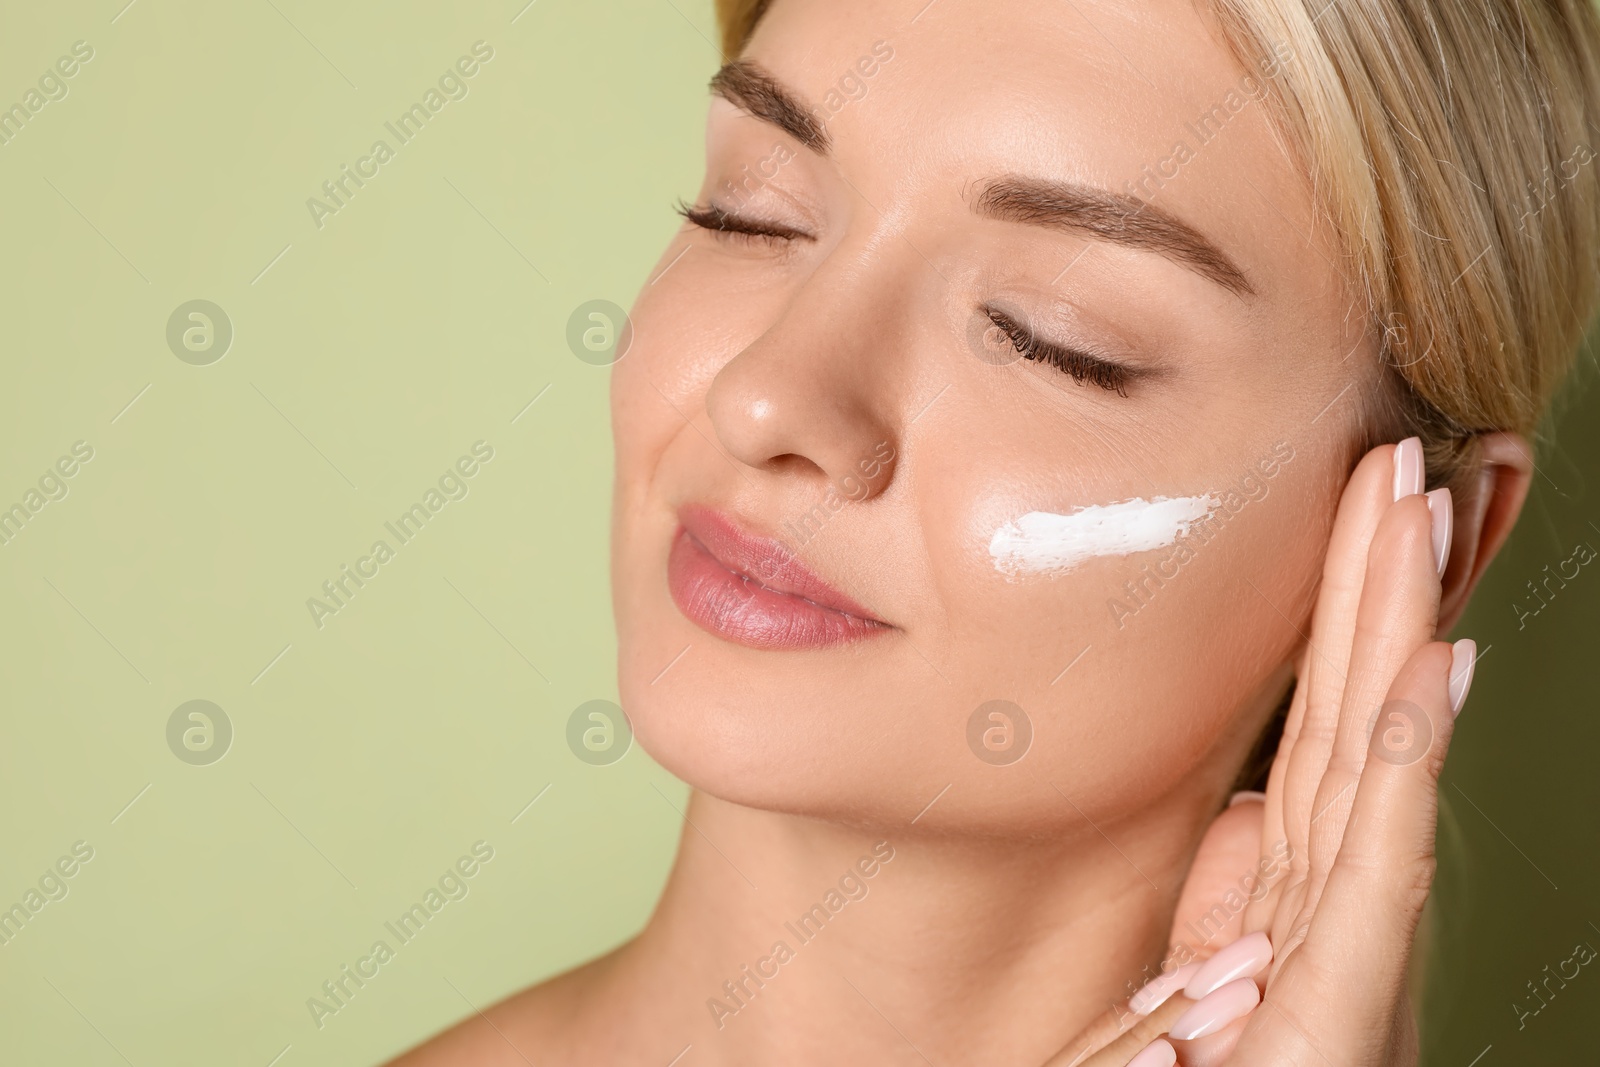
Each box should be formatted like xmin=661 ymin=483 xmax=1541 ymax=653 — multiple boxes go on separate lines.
xmin=677 ymin=504 xmax=888 ymax=624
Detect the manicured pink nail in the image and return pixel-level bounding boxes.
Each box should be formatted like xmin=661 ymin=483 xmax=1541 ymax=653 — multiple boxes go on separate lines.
xmin=1393 ymin=436 xmax=1424 ymax=501
xmin=1426 ymin=488 xmax=1452 ymax=577
xmin=1228 ymin=790 xmax=1266 ymax=807
xmin=1126 ymin=1037 xmax=1177 ymax=1067
xmin=1449 ymin=639 xmax=1476 ymax=717
xmin=1129 ymin=962 xmax=1201 ymax=1015
xmin=1184 ymin=931 xmax=1273 ymax=1000
xmin=1168 ymin=977 xmax=1261 ymax=1041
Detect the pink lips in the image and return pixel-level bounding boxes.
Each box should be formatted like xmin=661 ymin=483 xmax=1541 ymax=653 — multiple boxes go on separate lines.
xmin=666 ymin=505 xmax=889 ymax=650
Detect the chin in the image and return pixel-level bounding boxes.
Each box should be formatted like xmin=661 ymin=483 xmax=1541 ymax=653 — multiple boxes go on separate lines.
xmin=615 ymin=631 xmax=907 ymax=824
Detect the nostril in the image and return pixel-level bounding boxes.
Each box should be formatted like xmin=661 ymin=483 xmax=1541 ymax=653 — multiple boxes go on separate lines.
xmin=702 ymin=317 xmax=901 ymax=498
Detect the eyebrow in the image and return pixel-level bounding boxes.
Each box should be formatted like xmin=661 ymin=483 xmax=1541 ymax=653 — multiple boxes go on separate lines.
xmin=710 ymin=60 xmax=831 ymax=154
xmin=974 ymin=177 xmax=1255 ymax=296
xmin=707 ymin=62 xmax=1253 ymax=298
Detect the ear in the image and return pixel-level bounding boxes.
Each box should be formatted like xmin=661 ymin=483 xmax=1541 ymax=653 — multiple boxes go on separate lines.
xmin=1437 ymin=432 xmax=1535 ymax=634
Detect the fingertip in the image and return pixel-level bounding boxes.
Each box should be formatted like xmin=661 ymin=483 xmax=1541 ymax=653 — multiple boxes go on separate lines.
xmin=1387 ymin=640 xmax=1456 ymax=707
xmin=1449 ymin=638 xmax=1476 ymax=717
xmin=1393 ymin=436 xmax=1425 ymax=501
xmin=1126 ymin=1038 xmax=1177 ymax=1067
xmin=1425 ymin=487 xmax=1453 ymax=578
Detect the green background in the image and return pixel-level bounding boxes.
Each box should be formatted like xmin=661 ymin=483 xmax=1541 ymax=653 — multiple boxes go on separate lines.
xmin=0 ymin=1 xmax=1592 ymax=1064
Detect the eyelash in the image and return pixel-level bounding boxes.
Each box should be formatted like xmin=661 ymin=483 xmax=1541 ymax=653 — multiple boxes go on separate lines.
xmin=676 ymin=201 xmax=1132 ymax=398
xmin=984 ymin=307 xmax=1132 ymax=397
xmin=676 ymin=200 xmax=810 ymax=245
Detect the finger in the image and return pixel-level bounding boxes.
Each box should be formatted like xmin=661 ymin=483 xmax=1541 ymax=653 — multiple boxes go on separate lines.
xmin=1250 ymin=443 xmax=1395 ymax=928
xmin=1244 ymin=697 xmax=1298 ymax=936
xmin=1080 ymin=797 xmax=1266 ymax=1067
xmin=1170 ymin=1010 xmax=1250 ymax=1066
xmin=1252 ymin=672 xmax=1301 ymax=886
xmin=1297 ymin=487 xmax=1443 ymax=925
xmin=1056 ymin=993 xmax=1193 ymax=1067
xmin=1170 ymin=799 xmax=1263 ymax=954
xmin=1232 ymin=639 xmax=1463 ymax=1065
xmin=1275 ymin=446 xmax=1398 ymax=862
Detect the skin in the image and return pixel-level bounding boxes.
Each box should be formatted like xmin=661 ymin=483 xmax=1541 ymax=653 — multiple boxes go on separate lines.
xmin=386 ymin=0 xmax=1534 ymax=1063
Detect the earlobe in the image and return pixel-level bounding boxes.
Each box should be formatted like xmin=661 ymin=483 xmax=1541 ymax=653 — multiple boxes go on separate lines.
xmin=1437 ymin=432 xmax=1535 ymax=633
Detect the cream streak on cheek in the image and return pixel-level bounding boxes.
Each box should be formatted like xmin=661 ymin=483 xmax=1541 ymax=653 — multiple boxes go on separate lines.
xmin=989 ymin=495 xmax=1219 ymax=579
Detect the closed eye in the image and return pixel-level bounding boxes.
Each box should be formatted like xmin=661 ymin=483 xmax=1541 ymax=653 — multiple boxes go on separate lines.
xmin=676 ymin=199 xmax=813 ymax=244
xmin=983 ymin=307 xmax=1134 ymax=397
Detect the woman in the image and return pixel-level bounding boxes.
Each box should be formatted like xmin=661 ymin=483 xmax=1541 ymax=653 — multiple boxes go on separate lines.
xmin=392 ymin=0 xmax=1600 ymax=1062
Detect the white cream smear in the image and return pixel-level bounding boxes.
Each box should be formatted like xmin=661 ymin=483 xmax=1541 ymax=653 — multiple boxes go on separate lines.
xmin=989 ymin=495 xmax=1220 ymax=579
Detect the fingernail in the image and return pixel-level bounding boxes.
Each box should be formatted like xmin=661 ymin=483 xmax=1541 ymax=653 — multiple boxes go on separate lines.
xmin=1449 ymin=638 xmax=1476 ymax=717
xmin=1426 ymin=487 xmax=1453 ymax=577
xmin=1129 ymin=962 xmax=1201 ymax=1015
xmin=1126 ymin=1038 xmax=1177 ymax=1067
xmin=1168 ymin=977 xmax=1262 ymax=1041
xmin=1393 ymin=436 xmax=1424 ymax=501
xmin=1228 ymin=790 xmax=1266 ymax=807
xmin=1184 ymin=931 xmax=1273 ymax=1000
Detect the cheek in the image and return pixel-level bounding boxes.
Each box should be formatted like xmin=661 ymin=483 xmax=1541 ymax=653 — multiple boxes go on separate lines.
xmin=1078 ymin=471 xmax=1326 ymax=805
xmin=909 ymin=436 xmax=1332 ymax=821
xmin=609 ymin=275 xmax=741 ymax=524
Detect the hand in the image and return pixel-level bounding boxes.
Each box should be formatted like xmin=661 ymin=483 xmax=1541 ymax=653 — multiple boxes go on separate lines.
xmin=1048 ymin=439 xmax=1477 ymax=1067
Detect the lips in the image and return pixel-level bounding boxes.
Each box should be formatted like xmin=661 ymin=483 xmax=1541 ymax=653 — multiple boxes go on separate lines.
xmin=667 ymin=505 xmax=889 ymax=650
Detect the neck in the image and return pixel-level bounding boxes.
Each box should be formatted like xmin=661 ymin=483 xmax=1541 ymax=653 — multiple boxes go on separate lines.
xmin=562 ymin=784 xmax=1216 ymax=1066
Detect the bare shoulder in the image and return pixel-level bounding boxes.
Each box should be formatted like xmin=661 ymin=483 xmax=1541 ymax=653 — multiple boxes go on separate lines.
xmin=381 ymin=953 xmax=617 ymax=1066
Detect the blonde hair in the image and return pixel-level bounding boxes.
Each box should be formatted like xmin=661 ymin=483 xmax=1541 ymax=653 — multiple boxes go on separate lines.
xmin=714 ymin=0 xmax=1600 ymax=494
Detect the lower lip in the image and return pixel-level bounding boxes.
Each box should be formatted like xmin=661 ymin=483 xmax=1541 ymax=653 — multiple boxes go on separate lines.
xmin=666 ymin=527 xmax=888 ymax=650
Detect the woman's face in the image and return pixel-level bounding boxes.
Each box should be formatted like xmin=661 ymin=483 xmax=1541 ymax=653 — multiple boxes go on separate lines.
xmin=610 ymin=0 xmax=1379 ymax=832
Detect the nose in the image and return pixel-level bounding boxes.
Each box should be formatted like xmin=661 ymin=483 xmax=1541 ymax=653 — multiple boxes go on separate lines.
xmin=704 ymin=279 xmax=904 ymax=502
